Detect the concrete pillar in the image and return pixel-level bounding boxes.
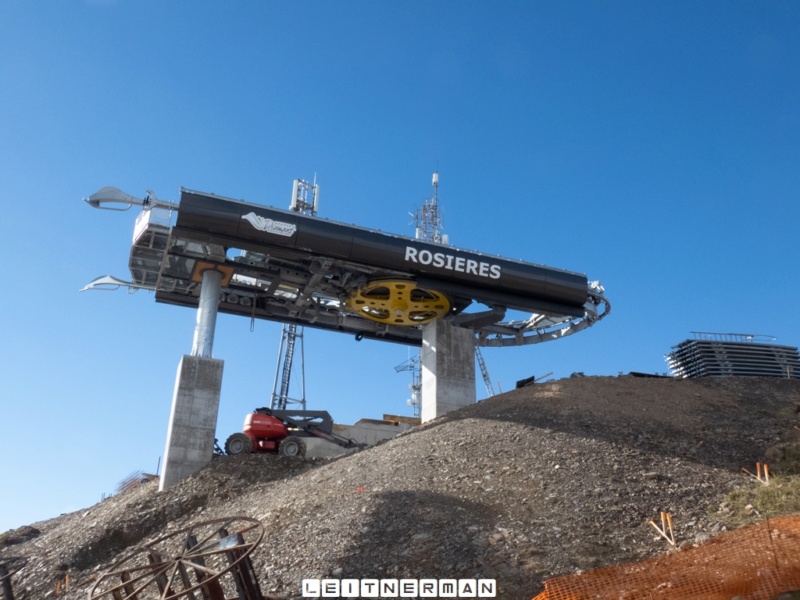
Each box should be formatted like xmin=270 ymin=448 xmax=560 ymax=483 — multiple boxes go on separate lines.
xmin=160 ymin=269 xmax=224 ymax=491
xmin=420 ymin=319 xmax=476 ymax=423
xmin=159 ymin=355 xmax=224 ymax=490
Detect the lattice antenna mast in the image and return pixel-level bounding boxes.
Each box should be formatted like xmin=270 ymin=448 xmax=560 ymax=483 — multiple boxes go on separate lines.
xmin=475 ymin=346 xmax=496 ymax=398
xmin=270 ymin=177 xmax=320 ymax=410
xmin=412 ymin=171 xmax=445 ymax=244
xmin=399 ymin=172 xmax=445 ymax=416
xmin=407 ymin=171 xmax=496 ymax=402
xmin=400 ymin=172 xmax=495 ymax=414
xmin=394 ymin=355 xmax=421 ymax=418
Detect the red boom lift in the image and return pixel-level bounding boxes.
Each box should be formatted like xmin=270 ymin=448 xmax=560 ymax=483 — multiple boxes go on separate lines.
xmin=223 ymin=408 xmax=364 ymax=458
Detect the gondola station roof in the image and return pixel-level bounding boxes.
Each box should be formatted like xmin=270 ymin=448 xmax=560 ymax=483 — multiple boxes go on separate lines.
xmin=84 ymin=186 xmax=610 ymax=347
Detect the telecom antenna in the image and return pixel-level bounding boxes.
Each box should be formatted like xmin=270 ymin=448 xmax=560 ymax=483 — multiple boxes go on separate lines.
xmin=411 ymin=171 xmax=447 ymax=244
xmin=270 ymin=178 xmax=319 ymax=410
xmin=289 ymin=176 xmax=319 ymax=216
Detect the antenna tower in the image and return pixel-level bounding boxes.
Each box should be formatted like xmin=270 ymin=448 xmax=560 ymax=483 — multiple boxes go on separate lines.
xmin=394 ymin=354 xmax=422 ymax=418
xmin=398 ymin=173 xmax=494 ymax=414
xmin=475 ymin=346 xmax=496 ymax=398
xmin=412 ymin=171 xmax=445 ymax=244
xmin=270 ymin=178 xmax=319 ymax=411
xmin=398 ymin=172 xmax=443 ymax=416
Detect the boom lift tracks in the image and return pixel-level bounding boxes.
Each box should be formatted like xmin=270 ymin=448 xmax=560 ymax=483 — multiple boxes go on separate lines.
xmin=84 ymin=187 xmax=609 ymax=346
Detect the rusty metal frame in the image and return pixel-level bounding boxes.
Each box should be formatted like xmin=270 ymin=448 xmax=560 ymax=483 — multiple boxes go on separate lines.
xmin=88 ymin=517 xmax=266 ymax=600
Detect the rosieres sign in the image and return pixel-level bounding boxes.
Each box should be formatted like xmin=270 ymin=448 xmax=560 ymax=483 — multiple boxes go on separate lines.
xmin=174 ymin=191 xmax=596 ymax=333
xmin=404 ymin=246 xmax=501 ymax=280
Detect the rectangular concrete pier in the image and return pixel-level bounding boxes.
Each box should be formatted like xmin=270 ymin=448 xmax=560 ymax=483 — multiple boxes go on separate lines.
xmin=420 ymin=320 xmax=476 ymax=422
xmin=159 ymin=355 xmax=224 ymax=490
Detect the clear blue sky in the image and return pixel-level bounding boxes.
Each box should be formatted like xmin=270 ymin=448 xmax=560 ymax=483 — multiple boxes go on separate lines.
xmin=1 ymin=1 xmax=798 ymax=533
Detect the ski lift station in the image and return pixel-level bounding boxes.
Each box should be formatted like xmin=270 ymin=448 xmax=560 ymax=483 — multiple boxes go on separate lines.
xmin=83 ymin=178 xmax=610 ymax=489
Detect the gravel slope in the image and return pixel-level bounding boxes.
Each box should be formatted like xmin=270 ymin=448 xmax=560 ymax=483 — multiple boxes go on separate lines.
xmin=2 ymin=376 xmax=799 ymax=599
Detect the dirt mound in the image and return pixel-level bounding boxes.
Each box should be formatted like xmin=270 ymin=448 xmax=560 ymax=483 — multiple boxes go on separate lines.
xmin=3 ymin=376 xmax=799 ymax=599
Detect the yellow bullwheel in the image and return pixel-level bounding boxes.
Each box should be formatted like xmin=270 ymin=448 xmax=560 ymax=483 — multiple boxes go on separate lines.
xmin=346 ymin=279 xmax=450 ymax=326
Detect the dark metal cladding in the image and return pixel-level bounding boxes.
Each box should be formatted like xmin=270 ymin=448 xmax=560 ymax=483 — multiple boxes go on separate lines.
xmin=155 ymin=288 xmax=425 ymax=346
xmin=176 ymin=190 xmax=589 ymax=310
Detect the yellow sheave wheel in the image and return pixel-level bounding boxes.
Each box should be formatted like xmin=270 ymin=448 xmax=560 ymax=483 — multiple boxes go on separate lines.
xmin=346 ymin=280 xmax=450 ymax=326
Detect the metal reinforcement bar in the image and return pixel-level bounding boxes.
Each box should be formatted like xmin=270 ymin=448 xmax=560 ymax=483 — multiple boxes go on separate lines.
xmin=88 ymin=517 xmax=271 ymax=600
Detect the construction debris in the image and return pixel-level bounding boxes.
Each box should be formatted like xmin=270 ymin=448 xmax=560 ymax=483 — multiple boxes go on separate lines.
xmin=89 ymin=517 xmax=267 ymax=599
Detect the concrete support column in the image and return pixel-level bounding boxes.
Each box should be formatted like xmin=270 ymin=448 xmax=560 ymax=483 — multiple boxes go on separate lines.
xmin=420 ymin=319 xmax=476 ymax=423
xmin=160 ymin=269 xmax=224 ymax=491
xmin=159 ymin=355 xmax=224 ymax=490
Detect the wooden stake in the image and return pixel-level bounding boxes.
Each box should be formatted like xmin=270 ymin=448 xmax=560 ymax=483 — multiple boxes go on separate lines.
xmin=665 ymin=512 xmax=674 ymax=545
xmin=756 ymin=462 xmax=770 ymax=485
xmin=648 ymin=511 xmax=676 ymax=546
xmin=742 ymin=463 xmax=770 ymax=485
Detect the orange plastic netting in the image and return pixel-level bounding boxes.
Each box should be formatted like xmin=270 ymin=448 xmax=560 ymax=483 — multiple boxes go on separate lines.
xmin=533 ymin=515 xmax=800 ymax=600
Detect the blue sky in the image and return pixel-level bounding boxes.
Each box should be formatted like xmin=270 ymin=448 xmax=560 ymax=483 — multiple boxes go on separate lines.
xmin=1 ymin=1 xmax=798 ymax=533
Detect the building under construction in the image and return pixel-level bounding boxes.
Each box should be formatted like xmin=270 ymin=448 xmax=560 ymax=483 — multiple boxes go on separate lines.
xmin=666 ymin=332 xmax=800 ymax=379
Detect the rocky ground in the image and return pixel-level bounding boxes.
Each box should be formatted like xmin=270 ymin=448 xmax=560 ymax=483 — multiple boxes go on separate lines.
xmin=2 ymin=375 xmax=800 ymax=599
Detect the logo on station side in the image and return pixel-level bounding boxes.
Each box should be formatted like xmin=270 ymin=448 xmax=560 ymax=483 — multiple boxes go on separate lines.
xmin=241 ymin=212 xmax=297 ymax=237
xmin=404 ymin=246 xmax=501 ymax=280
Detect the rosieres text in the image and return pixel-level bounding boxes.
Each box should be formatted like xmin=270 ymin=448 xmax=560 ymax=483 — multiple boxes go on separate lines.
xmin=404 ymin=247 xmax=501 ymax=280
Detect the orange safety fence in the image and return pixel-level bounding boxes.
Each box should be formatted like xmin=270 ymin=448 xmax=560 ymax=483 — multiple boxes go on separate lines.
xmin=533 ymin=514 xmax=800 ymax=600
